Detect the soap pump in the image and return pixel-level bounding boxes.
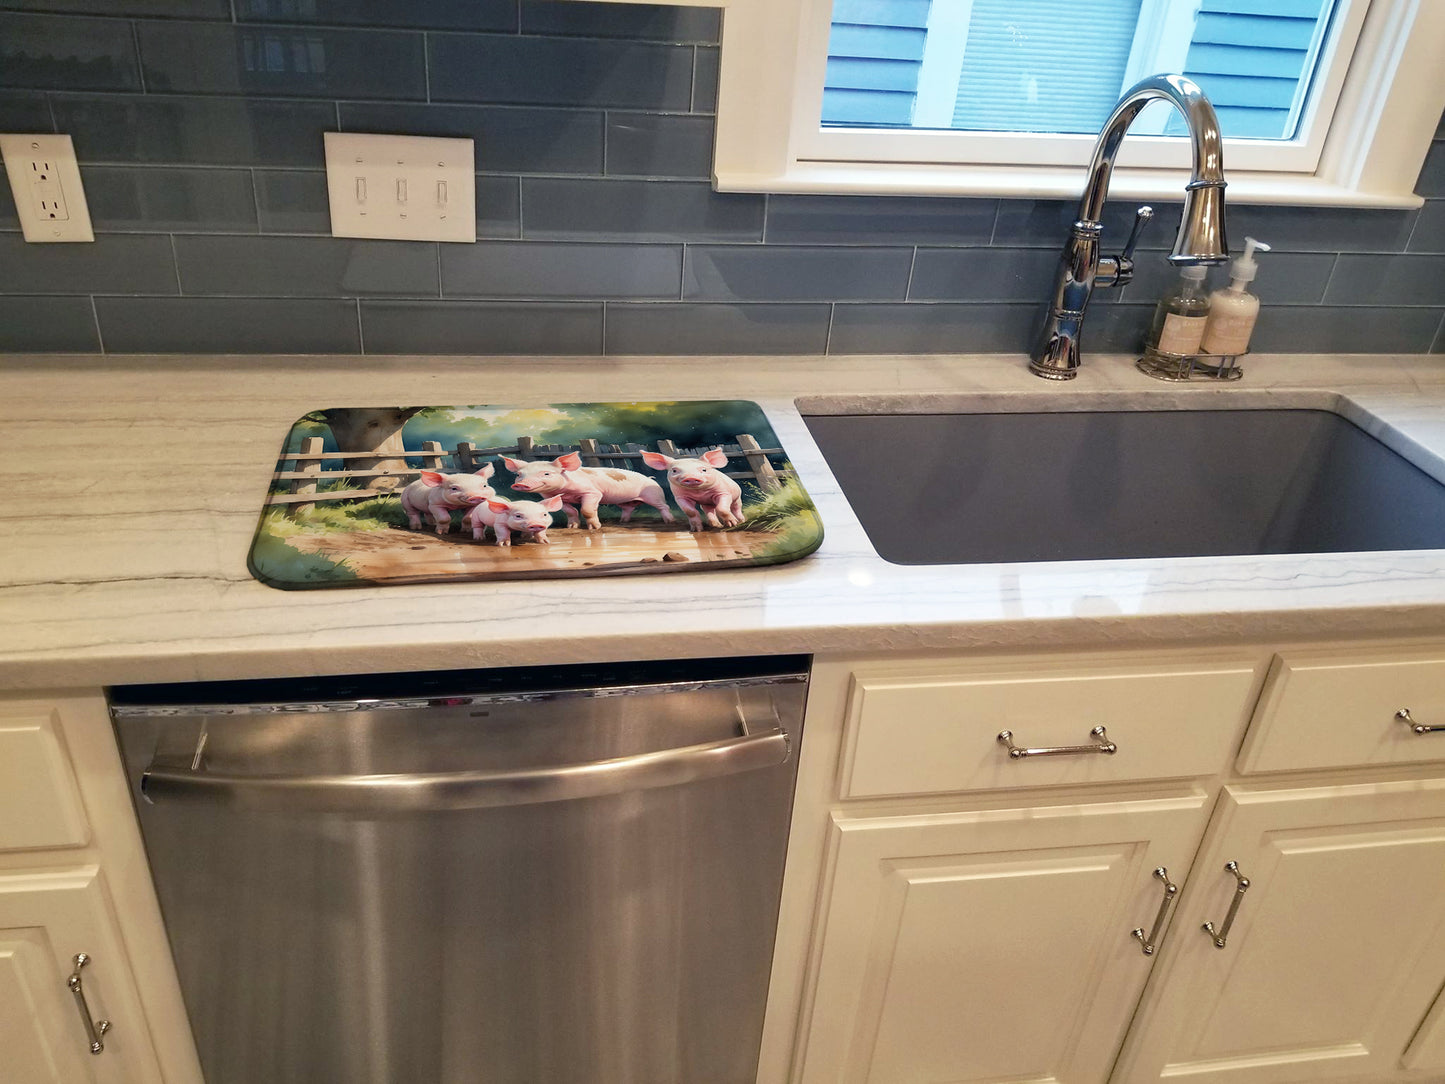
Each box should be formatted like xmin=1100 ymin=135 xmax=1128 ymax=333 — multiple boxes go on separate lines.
xmin=1200 ymin=236 xmax=1271 ymax=355
xmin=1145 ymin=264 xmax=1211 ymax=355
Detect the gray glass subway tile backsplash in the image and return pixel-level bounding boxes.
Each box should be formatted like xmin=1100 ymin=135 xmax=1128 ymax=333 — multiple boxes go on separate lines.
xmin=339 ymin=103 xmax=605 ymax=175
xmin=234 ymin=0 xmax=519 ymax=33
xmin=441 ymin=241 xmax=683 ymax=300
xmin=49 ymin=94 xmax=338 ymax=166
xmin=0 ymin=12 xmax=142 ymax=92
xmin=0 ymin=233 xmax=178 ymax=294
xmin=360 ymin=300 xmax=603 ymax=355
xmin=137 ymin=22 xmax=428 ymax=100
xmin=174 ymin=235 xmax=440 ymax=298
xmin=0 ymin=296 xmax=101 ymax=352
xmin=427 ymin=33 xmax=692 ymax=110
xmin=683 ymin=246 xmax=914 ymax=302
xmin=83 ymin=166 xmax=258 ymax=233
xmin=94 ymin=296 xmax=362 ymax=353
xmin=0 ymin=90 xmax=53 ymax=131
xmin=0 ymin=0 xmax=1442 ymax=356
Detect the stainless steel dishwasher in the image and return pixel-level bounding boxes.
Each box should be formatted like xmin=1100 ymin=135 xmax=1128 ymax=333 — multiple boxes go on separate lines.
xmin=110 ymin=655 xmax=809 ymax=1084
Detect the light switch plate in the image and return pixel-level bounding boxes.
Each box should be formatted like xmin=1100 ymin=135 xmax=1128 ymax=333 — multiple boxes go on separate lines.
xmin=324 ymin=132 xmax=476 ymax=243
xmin=0 ymin=133 xmax=94 ymax=243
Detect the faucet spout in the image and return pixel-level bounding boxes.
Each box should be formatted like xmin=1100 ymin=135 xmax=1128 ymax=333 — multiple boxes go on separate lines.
xmin=1030 ymin=74 xmax=1229 ymax=381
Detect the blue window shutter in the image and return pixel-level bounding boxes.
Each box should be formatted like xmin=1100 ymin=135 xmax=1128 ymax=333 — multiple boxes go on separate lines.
xmin=951 ymin=0 xmax=1143 ymax=134
xmin=1171 ymin=0 xmax=1331 ymax=139
xmin=823 ymin=0 xmax=931 ymax=127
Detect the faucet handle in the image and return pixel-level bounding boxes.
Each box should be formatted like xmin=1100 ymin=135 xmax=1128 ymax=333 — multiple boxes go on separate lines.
xmin=1121 ymin=205 xmax=1154 ymax=262
xmin=1098 ymin=205 xmax=1154 ymax=289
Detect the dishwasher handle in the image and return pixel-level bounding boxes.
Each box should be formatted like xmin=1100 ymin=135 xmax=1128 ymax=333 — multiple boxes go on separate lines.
xmin=140 ymin=724 xmax=791 ymax=814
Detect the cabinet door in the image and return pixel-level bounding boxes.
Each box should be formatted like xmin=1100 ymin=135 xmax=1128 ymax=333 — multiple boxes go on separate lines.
xmin=0 ymin=866 xmax=164 ymax=1084
xmin=1115 ymin=777 xmax=1445 ymax=1083
xmin=794 ymin=793 xmax=1212 ymax=1084
xmin=1401 ymin=981 xmax=1445 ymax=1074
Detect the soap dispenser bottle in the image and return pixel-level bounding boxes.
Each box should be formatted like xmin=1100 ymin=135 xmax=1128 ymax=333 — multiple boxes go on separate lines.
xmin=1200 ymin=237 xmax=1271 ymax=356
xmin=1145 ymin=264 xmax=1211 ymax=355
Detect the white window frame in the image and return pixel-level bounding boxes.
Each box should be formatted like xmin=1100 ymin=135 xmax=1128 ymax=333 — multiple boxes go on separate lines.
xmin=587 ymin=0 xmax=1445 ymax=207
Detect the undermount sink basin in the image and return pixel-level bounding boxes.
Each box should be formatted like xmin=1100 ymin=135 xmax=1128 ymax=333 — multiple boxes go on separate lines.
xmin=803 ymin=408 xmax=1445 ymax=565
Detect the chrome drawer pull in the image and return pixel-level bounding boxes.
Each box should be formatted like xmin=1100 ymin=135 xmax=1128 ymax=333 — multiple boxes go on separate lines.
xmin=1130 ymin=866 xmax=1179 ymax=956
xmin=996 ymin=725 xmax=1117 ymax=760
xmin=66 ymin=953 xmax=111 ymax=1055
xmin=1201 ymin=861 xmax=1250 ymax=949
xmin=1396 ymin=709 xmax=1445 ymax=735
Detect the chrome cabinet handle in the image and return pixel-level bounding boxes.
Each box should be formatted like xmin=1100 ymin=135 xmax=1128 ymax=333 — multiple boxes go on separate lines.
xmin=1396 ymin=709 xmax=1445 ymax=735
xmin=1201 ymin=861 xmax=1251 ymax=949
xmin=1130 ymin=867 xmax=1179 ymax=956
xmin=66 ymin=953 xmax=111 ymax=1055
xmin=997 ymin=725 xmax=1117 ymax=759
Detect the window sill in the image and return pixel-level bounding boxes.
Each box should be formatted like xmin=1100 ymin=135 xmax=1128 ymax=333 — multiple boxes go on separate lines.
xmin=715 ymin=162 xmax=1426 ymax=209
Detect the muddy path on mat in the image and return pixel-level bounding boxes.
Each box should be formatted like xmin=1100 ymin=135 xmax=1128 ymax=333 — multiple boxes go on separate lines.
xmin=286 ymin=524 xmax=781 ymax=582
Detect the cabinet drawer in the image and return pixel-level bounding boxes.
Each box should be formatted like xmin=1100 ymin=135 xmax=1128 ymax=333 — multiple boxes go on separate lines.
xmin=1239 ymin=651 xmax=1445 ymax=774
xmin=840 ymin=662 xmax=1259 ymax=798
xmin=0 ymin=704 xmax=88 ymax=850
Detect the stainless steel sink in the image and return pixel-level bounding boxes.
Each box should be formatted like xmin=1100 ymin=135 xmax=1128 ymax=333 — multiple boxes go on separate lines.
xmin=802 ymin=408 xmax=1445 ymax=564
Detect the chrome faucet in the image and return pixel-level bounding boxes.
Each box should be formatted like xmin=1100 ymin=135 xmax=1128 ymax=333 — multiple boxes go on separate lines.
xmin=1030 ymin=74 xmax=1230 ymax=380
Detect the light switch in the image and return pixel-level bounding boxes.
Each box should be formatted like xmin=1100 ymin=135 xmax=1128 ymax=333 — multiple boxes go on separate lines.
xmin=324 ymin=132 xmax=475 ymax=243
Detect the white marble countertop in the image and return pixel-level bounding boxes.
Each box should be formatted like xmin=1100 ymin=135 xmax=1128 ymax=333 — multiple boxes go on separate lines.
xmin=5 ymin=350 xmax=1445 ymax=691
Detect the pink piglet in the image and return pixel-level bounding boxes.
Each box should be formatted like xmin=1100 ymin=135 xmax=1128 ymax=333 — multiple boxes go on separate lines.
xmin=640 ymin=448 xmax=743 ymax=532
xmin=399 ymin=463 xmax=496 ymax=534
xmin=472 ymin=495 xmax=563 ymax=547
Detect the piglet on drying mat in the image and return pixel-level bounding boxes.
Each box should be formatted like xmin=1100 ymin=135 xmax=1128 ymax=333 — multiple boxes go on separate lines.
xmin=474 ymin=496 xmax=564 ymax=546
xmin=399 ymin=464 xmax=496 ymax=534
xmin=640 ymin=449 xmax=743 ymax=532
xmin=503 ymin=452 xmax=674 ymax=530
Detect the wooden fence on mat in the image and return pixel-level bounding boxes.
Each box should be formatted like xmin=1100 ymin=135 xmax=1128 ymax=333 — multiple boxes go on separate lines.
xmin=269 ymin=434 xmax=795 ymax=515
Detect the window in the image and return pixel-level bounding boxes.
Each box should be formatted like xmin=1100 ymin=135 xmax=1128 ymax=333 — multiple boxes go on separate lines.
xmin=634 ymin=0 xmax=1445 ymax=206
xmin=822 ymin=0 xmax=1337 ymax=142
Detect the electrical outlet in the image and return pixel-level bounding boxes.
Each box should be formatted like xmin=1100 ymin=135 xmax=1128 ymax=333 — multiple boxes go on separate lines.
xmin=324 ymin=132 xmax=476 ymax=243
xmin=0 ymin=133 xmax=94 ymax=243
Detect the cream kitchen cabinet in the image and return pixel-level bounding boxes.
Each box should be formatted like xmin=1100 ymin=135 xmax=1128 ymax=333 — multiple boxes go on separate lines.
xmin=793 ymin=792 xmax=1213 ymax=1083
xmin=762 ymin=645 xmax=1445 ymax=1084
xmin=0 ymin=694 xmax=204 ymax=1084
xmin=0 ymin=866 xmax=161 ymax=1084
xmin=1113 ymin=776 xmax=1445 ymax=1083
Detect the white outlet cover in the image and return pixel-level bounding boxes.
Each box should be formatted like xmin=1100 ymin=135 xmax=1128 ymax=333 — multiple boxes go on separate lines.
xmin=0 ymin=133 xmax=94 ymax=243
xmin=324 ymin=132 xmax=476 ymax=243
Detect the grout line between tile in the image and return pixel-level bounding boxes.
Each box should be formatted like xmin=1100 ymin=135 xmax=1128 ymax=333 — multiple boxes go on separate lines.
xmin=823 ymin=302 xmax=835 ymax=354
xmin=1405 ymin=205 xmax=1423 ymax=252
xmin=43 ymin=92 xmax=59 ymax=133
xmin=688 ymin=45 xmax=698 ymax=114
xmin=903 ymin=246 xmax=917 ymax=301
xmin=248 ymin=167 xmax=264 ymax=232
xmin=1318 ymin=252 xmax=1342 ymax=304
xmin=90 ymin=296 xmax=106 ymax=353
xmin=355 ymin=298 xmax=365 ymax=353
xmin=422 ymin=31 xmax=432 ymax=104
xmin=168 ymin=233 xmax=183 ymax=294
xmin=436 ymin=242 xmax=443 ymax=298
xmin=600 ymin=299 xmax=608 ymax=353
xmin=130 ymin=20 xmax=147 ymax=94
